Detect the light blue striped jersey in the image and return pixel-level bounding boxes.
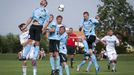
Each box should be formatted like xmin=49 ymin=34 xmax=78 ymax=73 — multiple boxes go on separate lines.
xmin=32 ymin=7 xmax=49 ymax=25
xmin=80 ymin=18 xmax=99 ymax=36
xmin=48 ymin=21 xmax=59 ymax=40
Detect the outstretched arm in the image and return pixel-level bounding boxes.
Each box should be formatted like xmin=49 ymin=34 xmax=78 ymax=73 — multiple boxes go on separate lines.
xmin=22 ymin=17 xmax=32 ymax=30
xmin=26 ymin=17 xmax=32 ymax=27
xmin=79 ymin=26 xmax=83 ymax=31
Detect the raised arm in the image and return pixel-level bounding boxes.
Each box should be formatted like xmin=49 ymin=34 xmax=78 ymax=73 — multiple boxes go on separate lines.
xmin=23 ymin=17 xmax=33 ymax=30
xmin=79 ymin=19 xmax=84 ymax=31
xmin=101 ymin=36 xmax=107 ymax=46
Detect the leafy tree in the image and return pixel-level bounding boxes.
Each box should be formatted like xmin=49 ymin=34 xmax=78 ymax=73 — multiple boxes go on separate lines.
xmin=97 ymin=0 xmax=134 ymax=34
xmin=0 ymin=33 xmax=21 ymax=53
xmin=97 ymin=0 xmax=134 ymax=41
xmin=96 ymin=0 xmax=134 ymax=53
xmin=40 ymin=35 xmax=49 ymax=52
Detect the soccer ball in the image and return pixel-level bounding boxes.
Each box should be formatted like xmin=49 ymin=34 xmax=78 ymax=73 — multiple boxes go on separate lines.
xmin=58 ymin=4 xmax=64 ymax=12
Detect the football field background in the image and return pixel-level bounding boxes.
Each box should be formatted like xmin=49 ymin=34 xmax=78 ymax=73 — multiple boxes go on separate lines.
xmin=0 ymin=54 xmax=134 ymax=75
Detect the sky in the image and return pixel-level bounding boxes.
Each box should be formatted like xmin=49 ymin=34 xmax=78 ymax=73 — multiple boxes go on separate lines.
xmin=0 ymin=0 xmax=133 ymax=35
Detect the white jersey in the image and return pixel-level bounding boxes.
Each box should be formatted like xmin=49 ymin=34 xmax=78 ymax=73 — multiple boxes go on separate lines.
xmin=19 ymin=31 xmax=29 ymax=45
xmin=101 ymin=35 xmax=119 ymax=52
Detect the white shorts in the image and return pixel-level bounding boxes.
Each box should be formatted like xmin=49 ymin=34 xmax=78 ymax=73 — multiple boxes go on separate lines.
xmin=106 ymin=50 xmax=118 ymax=61
xmin=22 ymin=46 xmax=34 ymax=60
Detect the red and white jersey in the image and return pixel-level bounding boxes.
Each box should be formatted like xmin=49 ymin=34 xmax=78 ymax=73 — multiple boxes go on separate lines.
xmin=101 ymin=35 xmax=119 ymax=52
xmin=19 ymin=31 xmax=29 ymax=45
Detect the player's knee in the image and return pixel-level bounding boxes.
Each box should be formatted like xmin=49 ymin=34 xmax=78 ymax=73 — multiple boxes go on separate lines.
xmin=70 ymin=55 xmax=74 ymax=58
xmin=27 ymin=39 xmax=33 ymax=45
xmin=54 ymin=52 xmax=59 ymax=57
xmin=32 ymin=60 xmax=37 ymax=66
xmin=62 ymin=62 xmax=67 ymax=67
xmin=35 ymin=42 xmax=40 ymax=46
xmin=114 ymin=60 xmax=117 ymax=63
xmin=23 ymin=61 xmax=27 ymax=66
xmin=89 ymin=49 xmax=93 ymax=55
xmin=49 ymin=53 xmax=53 ymax=57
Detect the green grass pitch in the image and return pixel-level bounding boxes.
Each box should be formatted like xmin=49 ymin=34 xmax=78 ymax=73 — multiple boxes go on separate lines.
xmin=0 ymin=54 xmax=134 ymax=75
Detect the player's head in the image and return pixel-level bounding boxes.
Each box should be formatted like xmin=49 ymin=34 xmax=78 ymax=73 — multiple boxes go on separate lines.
xmin=40 ymin=0 xmax=48 ymax=7
xmin=56 ymin=15 xmax=63 ymax=24
xmin=18 ymin=23 xmax=27 ymax=32
xmin=107 ymin=28 xmax=113 ymax=36
xmin=41 ymin=48 xmax=44 ymax=51
xmin=69 ymin=27 xmax=73 ymax=34
xmin=95 ymin=15 xmax=100 ymax=20
xmin=49 ymin=14 xmax=54 ymax=22
xmin=83 ymin=11 xmax=89 ymax=21
xmin=59 ymin=26 xmax=66 ymax=34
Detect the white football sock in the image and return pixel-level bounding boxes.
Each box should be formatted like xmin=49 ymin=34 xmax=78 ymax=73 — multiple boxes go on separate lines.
xmin=33 ymin=66 xmax=37 ymax=75
xmin=22 ymin=66 xmax=27 ymax=75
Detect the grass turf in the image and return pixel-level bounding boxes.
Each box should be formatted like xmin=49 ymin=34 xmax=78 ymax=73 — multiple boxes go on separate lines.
xmin=0 ymin=54 xmax=134 ymax=75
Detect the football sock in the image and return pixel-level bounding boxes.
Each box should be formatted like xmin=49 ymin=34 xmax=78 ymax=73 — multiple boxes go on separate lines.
xmin=78 ymin=60 xmax=86 ymax=68
xmin=86 ymin=61 xmax=92 ymax=71
xmin=50 ymin=55 xmax=55 ymax=70
xmin=65 ymin=64 xmax=70 ymax=75
xmin=33 ymin=46 xmax=39 ymax=60
xmin=56 ymin=56 xmax=60 ymax=70
xmin=22 ymin=66 xmax=27 ymax=75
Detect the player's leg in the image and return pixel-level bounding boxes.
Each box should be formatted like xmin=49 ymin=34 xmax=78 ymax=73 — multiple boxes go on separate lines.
xmin=49 ymin=53 xmax=55 ymax=75
xmin=111 ymin=53 xmax=118 ymax=72
xmin=18 ymin=51 xmax=22 ymax=60
xmin=22 ymin=25 xmax=35 ymax=60
xmin=59 ymin=65 xmax=63 ymax=75
xmin=33 ymin=25 xmax=43 ymax=60
xmin=32 ymin=42 xmax=39 ymax=75
xmin=87 ymin=35 xmax=100 ymax=74
xmin=32 ymin=26 xmax=43 ymax=75
xmin=107 ymin=60 xmax=111 ymax=70
xmin=32 ymin=60 xmax=37 ymax=75
xmin=86 ymin=58 xmax=92 ymax=72
xmin=67 ymin=46 xmax=75 ymax=68
xmin=77 ymin=53 xmax=88 ymax=72
xmin=49 ymin=40 xmax=55 ymax=75
xmin=77 ymin=60 xmax=86 ymax=71
xmin=22 ymin=61 xmax=27 ymax=75
xmin=60 ymin=53 xmax=70 ymax=75
xmin=63 ymin=62 xmax=70 ymax=75
xmin=70 ymin=46 xmax=75 ymax=68
xmin=107 ymin=52 xmax=112 ymax=71
xmin=22 ymin=40 xmax=33 ymax=60
xmin=59 ymin=53 xmax=62 ymax=75
xmin=91 ymin=53 xmax=100 ymax=74
xmin=70 ymin=55 xmax=74 ymax=68
xmin=54 ymin=40 xmax=60 ymax=72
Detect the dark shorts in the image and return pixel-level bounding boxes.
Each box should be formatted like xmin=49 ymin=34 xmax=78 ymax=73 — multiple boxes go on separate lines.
xmin=29 ymin=25 xmax=43 ymax=41
xmin=49 ymin=40 xmax=60 ymax=52
xmin=59 ymin=53 xmax=67 ymax=63
xmin=67 ymin=46 xmax=76 ymax=55
xmin=84 ymin=52 xmax=91 ymax=60
xmin=86 ymin=35 xmax=96 ymax=49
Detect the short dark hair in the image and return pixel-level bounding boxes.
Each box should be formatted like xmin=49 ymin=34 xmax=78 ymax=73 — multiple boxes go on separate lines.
xmin=60 ymin=26 xmax=66 ymax=31
xmin=69 ymin=27 xmax=73 ymax=30
xmin=50 ymin=14 xmax=54 ymax=18
xmin=108 ymin=28 xmax=113 ymax=31
xmin=56 ymin=15 xmax=63 ymax=20
xmin=45 ymin=0 xmax=48 ymax=7
xmin=18 ymin=23 xmax=26 ymax=31
xmin=83 ymin=11 xmax=89 ymax=16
